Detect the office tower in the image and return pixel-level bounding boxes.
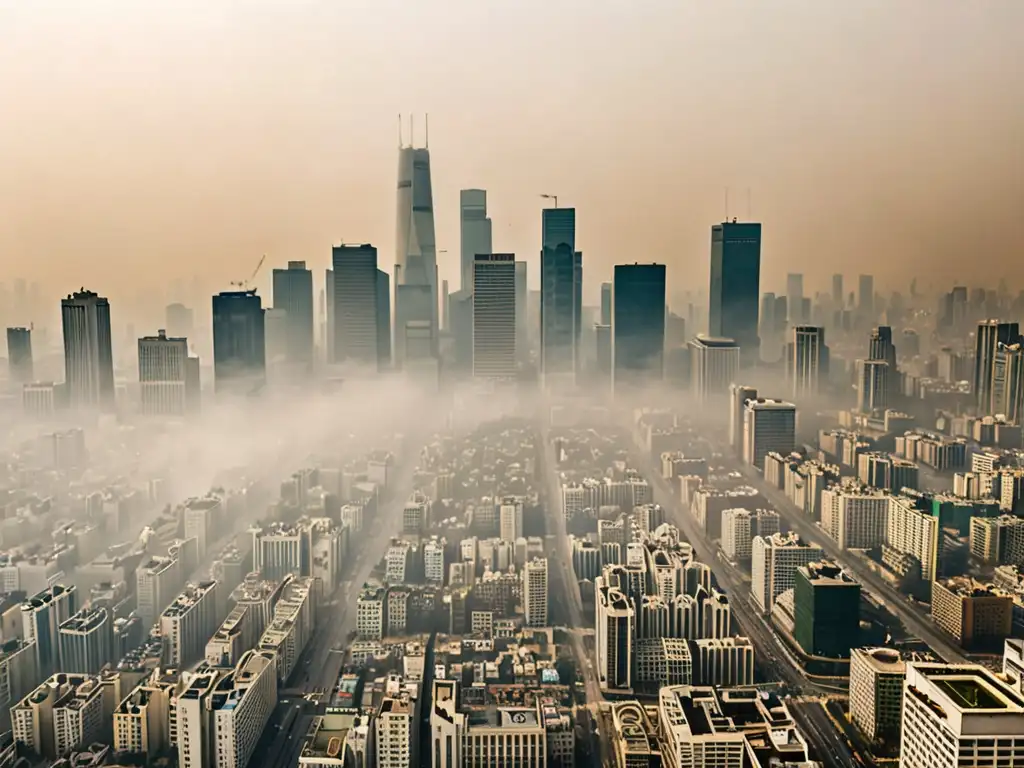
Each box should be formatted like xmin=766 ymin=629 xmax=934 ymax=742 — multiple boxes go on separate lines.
xmin=786 ymin=273 xmax=804 ymax=322
xmin=376 ymin=269 xmax=392 ymax=368
xmin=793 ymin=561 xmax=860 ymax=658
xmin=832 ymin=274 xmax=844 ymax=307
xmin=448 ymin=290 xmax=473 ymax=373
xmin=165 ymin=302 xmax=194 ymax=339
xmin=600 ymin=281 xmax=612 ymax=326
xmin=975 ymin=320 xmax=1021 ymax=414
xmin=750 ymin=532 xmax=822 ymax=613
xmin=460 ymin=189 xmax=492 ymax=293
xmin=690 ymin=336 xmax=740 ymax=401
xmin=138 ymin=329 xmax=199 ymax=416
xmin=596 ymin=576 xmax=634 ymax=691
xmin=396 ymin=142 xmax=438 ymax=361
xmin=324 ymin=269 xmax=334 ymax=362
xmin=540 ymin=207 xmax=581 ymax=385
xmin=331 ymin=244 xmax=380 ymax=366
xmin=708 ymin=221 xmax=761 ymax=364
xmin=612 ymin=263 xmax=666 ymax=391
xmin=523 ymin=558 xmax=549 ymax=628
xmin=212 ymin=290 xmax=265 ymax=394
xmin=869 ymin=325 xmax=898 ymax=398
xmin=742 ymin=399 xmax=797 ymax=469
xmin=856 ymin=359 xmax=889 ymax=413
xmin=858 ymin=274 xmax=874 ymax=318
xmin=993 ymin=343 xmax=1024 ymax=422
xmin=760 ymin=292 xmax=776 ymax=334
xmin=471 ymin=254 xmax=516 ymax=379
xmin=899 ymin=662 xmax=1024 ymax=768
xmin=6 ymin=327 xmax=33 ymax=384
xmin=57 ymin=606 xmax=113 ymax=674
xmin=848 ymin=648 xmax=905 ymax=743
xmin=271 ymin=261 xmax=314 ymax=369
xmin=498 ymin=497 xmax=524 ymax=542
xmin=21 ymin=585 xmax=77 ymax=677
xmin=788 ymin=326 xmax=828 ymax=397
xmin=514 ymin=261 xmax=527 ymax=360
xmin=61 ymin=289 xmax=115 ymax=409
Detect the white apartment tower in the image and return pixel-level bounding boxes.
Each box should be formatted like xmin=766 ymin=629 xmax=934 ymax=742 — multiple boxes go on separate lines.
xmin=820 ymin=486 xmax=890 ymax=550
xmin=751 ymin=533 xmax=822 ymax=613
xmin=499 ymin=497 xmax=524 ymax=542
xmin=690 ymin=336 xmax=741 ymax=402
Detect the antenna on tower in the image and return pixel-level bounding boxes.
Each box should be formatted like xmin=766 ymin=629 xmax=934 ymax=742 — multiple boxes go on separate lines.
xmin=425 ymin=113 xmax=429 ymax=149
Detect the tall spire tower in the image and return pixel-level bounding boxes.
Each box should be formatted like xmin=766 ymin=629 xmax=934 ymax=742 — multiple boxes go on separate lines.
xmin=394 ymin=114 xmax=439 ymax=366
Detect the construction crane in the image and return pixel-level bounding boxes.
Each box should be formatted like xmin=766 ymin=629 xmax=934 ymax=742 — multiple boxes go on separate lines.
xmin=230 ymin=254 xmax=267 ymax=291
xmin=540 ymin=193 xmax=559 ymax=208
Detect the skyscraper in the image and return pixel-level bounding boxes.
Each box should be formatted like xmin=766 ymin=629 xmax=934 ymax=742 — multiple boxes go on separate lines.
xmin=138 ymin=330 xmax=199 ymax=416
xmin=869 ymin=326 xmax=898 ymax=400
xmin=975 ymin=320 xmax=1021 ymax=415
xmin=271 ymin=261 xmax=314 ymax=369
xmin=786 ymin=273 xmax=804 ymax=322
xmin=324 ymin=269 xmax=334 ymax=363
xmin=708 ymin=222 xmax=761 ymax=365
xmin=6 ymin=327 xmax=33 ymax=384
xmin=743 ymin=398 xmax=797 ymax=469
xmin=376 ymin=269 xmax=392 ymax=369
xmin=460 ymin=189 xmax=492 ymax=293
xmin=514 ymin=261 xmax=527 ymax=361
xmin=600 ymin=282 xmax=612 ymax=326
xmin=856 ymin=359 xmax=889 ymax=413
xmin=992 ymin=342 xmax=1024 ymax=423
xmin=331 ymin=244 xmax=380 ymax=367
xmin=612 ymin=263 xmax=666 ymax=392
xmin=396 ymin=142 xmax=438 ymax=362
xmin=729 ymin=384 xmax=758 ymax=454
xmin=472 ymin=254 xmax=516 ymax=380
xmin=522 ymin=558 xmax=548 ymax=628
xmin=540 ymin=207 xmax=581 ymax=385
xmin=61 ymin=290 xmax=115 ymax=409
xmin=788 ymin=326 xmax=828 ymax=397
xmin=690 ymin=336 xmax=740 ymax=401
xmin=212 ymin=290 xmax=265 ymax=395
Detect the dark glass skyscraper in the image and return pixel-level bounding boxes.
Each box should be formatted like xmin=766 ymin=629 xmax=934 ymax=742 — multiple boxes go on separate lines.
xmin=271 ymin=261 xmax=314 ymax=370
xmin=708 ymin=221 xmax=761 ymax=365
xmin=612 ymin=263 xmax=666 ymax=391
xmin=540 ymin=207 xmax=581 ymax=383
xmin=376 ymin=269 xmax=391 ymax=368
xmin=61 ymin=290 xmax=115 ymax=409
xmin=6 ymin=326 xmax=33 ymax=384
xmin=212 ymin=290 xmax=266 ymax=394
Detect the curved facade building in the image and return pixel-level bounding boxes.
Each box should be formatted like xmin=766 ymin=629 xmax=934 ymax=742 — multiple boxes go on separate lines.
xmin=395 ymin=146 xmax=438 ymax=362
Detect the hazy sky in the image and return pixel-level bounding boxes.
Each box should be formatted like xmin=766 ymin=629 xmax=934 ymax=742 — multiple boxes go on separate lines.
xmin=1 ymin=0 xmax=1022 ymax=309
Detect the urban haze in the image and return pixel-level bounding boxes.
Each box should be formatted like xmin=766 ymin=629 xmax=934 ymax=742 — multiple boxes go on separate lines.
xmin=1 ymin=3 xmax=1024 ymax=768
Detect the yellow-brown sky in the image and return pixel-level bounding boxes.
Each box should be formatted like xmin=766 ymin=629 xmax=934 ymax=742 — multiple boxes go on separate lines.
xmin=1 ymin=0 xmax=1022 ymax=308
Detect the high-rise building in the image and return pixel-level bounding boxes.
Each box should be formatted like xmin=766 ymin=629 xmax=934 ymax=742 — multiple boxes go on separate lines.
xmin=460 ymin=189 xmax=492 ymax=293
xmin=376 ymin=269 xmax=392 ymax=368
xmin=612 ymin=264 xmax=666 ymax=392
xmin=729 ymin=384 xmax=758 ymax=455
xmin=849 ymin=648 xmax=906 ymax=744
xmin=856 ymin=359 xmax=889 ymax=413
xmin=6 ymin=327 xmax=33 ymax=384
xmin=212 ymin=290 xmax=266 ymax=394
xmin=271 ymin=261 xmax=314 ymax=369
xmin=161 ymin=581 xmax=219 ymax=667
xmin=600 ymin=282 xmax=612 ymax=326
xmin=540 ymin=207 xmax=581 ymax=385
xmin=514 ymin=261 xmax=528 ymax=361
xmin=788 ymin=326 xmax=828 ymax=397
xmin=858 ymin=274 xmax=874 ymax=318
xmin=975 ymin=320 xmax=1021 ymax=415
xmin=21 ymin=585 xmax=77 ymax=678
xmin=709 ymin=221 xmax=761 ymax=365
xmin=899 ymin=662 xmax=1024 ymax=768
xmin=165 ymin=303 xmax=194 ymax=339
xmin=742 ymin=399 xmax=796 ymax=469
xmin=472 ymin=254 xmax=516 ymax=379
xmin=396 ymin=143 xmax=438 ymax=361
xmin=869 ymin=325 xmax=898 ymax=399
xmin=331 ymin=244 xmax=380 ymax=366
xmin=786 ymin=273 xmax=804 ymax=323
xmin=820 ymin=486 xmax=890 ymax=549
xmin=832 ymin=274 xmax=844 ymax=307
xmin=61 ymin=289 xmax=115 ymax=409
xmin=596 ymin=576 xmax=634 ymax=692
xmin=57 ymin=606 xmax=113 ymax=674
xmin=793 ymin=561 xmax=860 ymax=659
xmin=377 ymin=688 xmax=416 ymax=768
xmin=751 ymin=533 xmax=822 ymax=613
xmin=498 ymin=497 xmax=524 ymax=542
xmin=690 ymin=336 xmax=740 ymax=401
xmin=523 ymin=558 xmax=548 ymax=628
xmin=138 ymin=330 xmax=199 ymax=416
